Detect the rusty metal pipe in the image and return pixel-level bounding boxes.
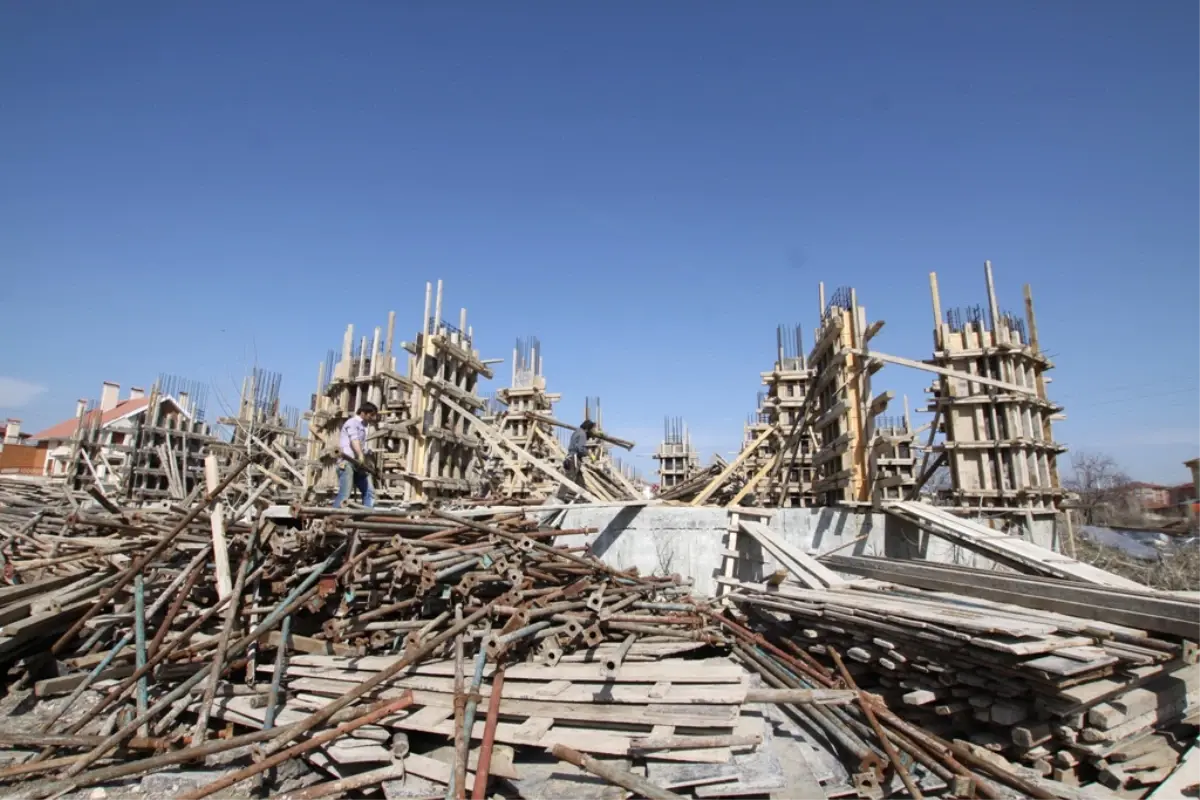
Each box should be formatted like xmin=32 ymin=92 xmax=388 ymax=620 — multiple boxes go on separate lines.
xmin=550 ymin=744 xmax=683 ymax=800
xmin=179 ymin=694 xmax=415 ymax=800
xmin=51 ymin=456 xmax=251 ymax=655
xmin=829 ymin=647 xmax=924 ymax=800
xmin=470 ymin=667 xmax=505 ymax=799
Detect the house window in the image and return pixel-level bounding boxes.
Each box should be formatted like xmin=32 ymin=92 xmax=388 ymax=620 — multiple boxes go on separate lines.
xmin=110 ymin=432 xmax=125 ymax=446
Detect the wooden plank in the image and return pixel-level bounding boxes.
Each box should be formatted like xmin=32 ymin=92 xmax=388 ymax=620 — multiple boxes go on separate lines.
xmin=755 ymin=585 xmax=1061 ymax=638
xmin=857 ymin=348 xmax=1037 ymax=396
xmin=387 ymin=709 xmax=733 ymax=762
xmin=885 ymin=501 xmax=1148 ymax=590
xmin=691 ymin=424 xmax=780 ymax=506
xmin=437 ymin=394 xmax=598 ymax=502
xmin=284 ymin=655 xmax=745 ymax=683
xmin=288 ymin=677 xmax=740 ymax=728
xmin=267 ymin=667 xmax=748 ymax=705
xmin=825 ymin=555 xmax=1198 ymax=638
xmin=1145 ymin=739 xmax=1200 ymax=799
xmin=204 ymin=455 xmax=232 ymax=601
xmin=737 ymin=520 xmax=846 ymax=589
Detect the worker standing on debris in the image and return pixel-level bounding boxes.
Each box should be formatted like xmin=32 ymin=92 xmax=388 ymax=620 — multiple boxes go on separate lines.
xmin=564 ymin=419 xmax=596 ymax=480
xmin=333 ymin=401 xmax=380 ymax=509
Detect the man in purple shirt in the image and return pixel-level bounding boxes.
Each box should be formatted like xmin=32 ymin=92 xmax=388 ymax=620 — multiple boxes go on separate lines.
xmin=333 ymin=401 xmax=380 ymax=508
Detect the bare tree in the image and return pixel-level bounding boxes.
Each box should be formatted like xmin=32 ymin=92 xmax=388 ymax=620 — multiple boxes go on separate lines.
xmin=915 ymin=463 xmax=953 ymax=503
xmin=1064 ymin=451 xmax=1133 ymax=525
xmin=652 ymin=531 xmax=679 ymax=577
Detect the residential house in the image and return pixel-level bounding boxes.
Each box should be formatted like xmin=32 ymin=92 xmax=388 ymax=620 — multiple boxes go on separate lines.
xmin=1126 ymin=482 xmax=1172 ymax=513
xmin=0 ymin=419 xmax=48 ymax=475
xmin=29 ymin=382 xmax=196 ymax=486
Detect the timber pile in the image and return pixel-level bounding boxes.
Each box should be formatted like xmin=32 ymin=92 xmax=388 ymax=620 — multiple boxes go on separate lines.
xmin=656 ymin=460 xmax=736 ymax=504
xmin=724 ymin=568 xmax=1199 ymax=795
xmin=0 ymin=467 xmax=849 ymax=800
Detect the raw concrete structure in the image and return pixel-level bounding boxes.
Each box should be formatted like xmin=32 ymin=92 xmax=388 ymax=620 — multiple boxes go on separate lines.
xmin=757 ymin=325 xmax=817 ymax=507
xmin=307 ymin=280 xmax=494 ymax=504
xmin=307 ymin=310 xmax=407 ymax=499
xmin=480 ymin=337 xmax=562 ymax=500
xmin=735 ymin=393 xmax=774 ymax=501
xmin=652 ymin=416 xmax=699 ymax=491
xmin=216 ymin=368 xmax=304 ymax=497
xmin=808 ymin=285 xmax=892 ymax=506
xmin=550 ymin=504 xmax=1060 ymax=596
xmin=925 ymin=262 xmax=1066 ymax=513
xmin=870 ymin=405 xmax=919 ymax=503
xmin=575 ymin=397 xmax=640 ymax=500
xmin=121 ymin=383 xmax=215 ymax=503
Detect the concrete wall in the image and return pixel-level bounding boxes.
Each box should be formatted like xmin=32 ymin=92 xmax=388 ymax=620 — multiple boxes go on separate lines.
xmin=548 ymin=505 xmax=1060 ymax=597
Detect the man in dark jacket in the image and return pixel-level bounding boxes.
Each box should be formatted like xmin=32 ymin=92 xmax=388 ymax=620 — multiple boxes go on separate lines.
xmin=563 ymin=420 xmax=596 ymax=479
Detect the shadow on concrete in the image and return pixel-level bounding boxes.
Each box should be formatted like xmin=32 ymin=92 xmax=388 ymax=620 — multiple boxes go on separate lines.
xmin=589 ymin=505 xmax=643 ymax=559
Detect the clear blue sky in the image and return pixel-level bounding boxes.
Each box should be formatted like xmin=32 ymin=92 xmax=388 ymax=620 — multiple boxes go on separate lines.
xmin=2 ymin=2 xmax=1196 ymax=484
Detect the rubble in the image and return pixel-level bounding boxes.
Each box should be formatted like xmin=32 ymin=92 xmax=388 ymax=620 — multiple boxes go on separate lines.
xmin=0 ymin=466 xmax=1195 ymax=800
xmin=0 ymin=263 xmax=1194 ymax=800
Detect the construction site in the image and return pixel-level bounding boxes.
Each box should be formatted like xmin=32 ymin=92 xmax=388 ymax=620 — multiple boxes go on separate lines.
xmin=0 ymin=262 xmax=1195 ymax=800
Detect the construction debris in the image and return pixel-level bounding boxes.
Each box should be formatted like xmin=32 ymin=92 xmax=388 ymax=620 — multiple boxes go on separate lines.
xmin=1 ymin=263 xmax=1194 ymax=800
xmin=0 ymin=464 xmax=1194 ymax=800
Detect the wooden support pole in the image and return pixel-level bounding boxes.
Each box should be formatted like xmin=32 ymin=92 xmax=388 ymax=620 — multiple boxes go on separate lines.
xmin=203 ymin=455 xmax=232 ymax=601
xmin=691 ymin=423 xmax=779 ymax=506
xmin=438 ymin=396 xmax=598 ymax=502
xmin=983 ymin=260 xmax=1000 ymax=333
xmin=929 ymin=271 xmax=943 ymax=348
xmin=853 ymin=349 xmax=1037 ymax=396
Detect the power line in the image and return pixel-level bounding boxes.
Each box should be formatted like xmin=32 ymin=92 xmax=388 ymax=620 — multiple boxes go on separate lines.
xmin=1069 ymin=387 xmax=1199 ymax=411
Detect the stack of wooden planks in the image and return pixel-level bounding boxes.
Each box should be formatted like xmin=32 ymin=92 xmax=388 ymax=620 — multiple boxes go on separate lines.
xmin=726 ymin=572 xmax=1198 ymax=794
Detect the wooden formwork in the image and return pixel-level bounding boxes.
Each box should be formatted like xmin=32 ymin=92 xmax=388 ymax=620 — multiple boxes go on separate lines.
xmin=480 ymin=337 xmax=562 ymax=500
xmin=306 ymin=280 xmax=493 ymax=504
xmin=926 ymin=262 xmax=1066 ymax=512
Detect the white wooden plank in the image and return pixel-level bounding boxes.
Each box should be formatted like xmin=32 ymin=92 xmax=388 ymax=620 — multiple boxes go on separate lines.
xmin=287 ymin=677 xmax=740 ymax=728
xmin=284 ymin=655 xmax=745 ymax=683
xmin=269 ymin=666 xmax=748 ymax=705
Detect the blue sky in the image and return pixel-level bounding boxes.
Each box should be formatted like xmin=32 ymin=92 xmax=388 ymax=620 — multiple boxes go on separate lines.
xmin=2 ymin=2 xmax=1196 ymax=484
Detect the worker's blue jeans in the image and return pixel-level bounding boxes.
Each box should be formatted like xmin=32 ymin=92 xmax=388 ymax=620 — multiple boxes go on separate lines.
xmin=333 ymin=462 xmax=375 ymax=509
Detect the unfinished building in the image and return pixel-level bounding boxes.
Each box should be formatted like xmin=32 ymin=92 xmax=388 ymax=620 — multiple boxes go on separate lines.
xmin=807 ymin=285 xmax=892 ymax=506
xmin=757 ymin=325 xmax=818 ymax=507
xmin=870 ymin=405 xmax=919 ymax=503
xmin=215 ymin=368 xmax=305 ymax=497
xmin=924 ymin=262 xmax=1066 ymax=512
xmin=306 ymin=280 xmax=494 ymax=504
xmin=120 ymin=377 xmax=215 ymax=504
xmin=29 ymin=376 xmax=216 ymax=503
xmin=479 ymin=337 xmax=563 ymax=500
xmin=653 ymin=417 xmax=699 ymax=491
xmin=573 ymin=397 xmax=640 ymax=500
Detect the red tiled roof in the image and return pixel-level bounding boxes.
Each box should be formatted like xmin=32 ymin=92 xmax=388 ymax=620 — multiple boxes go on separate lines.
xmin=29 ymin=398 xmax=152 ymax=442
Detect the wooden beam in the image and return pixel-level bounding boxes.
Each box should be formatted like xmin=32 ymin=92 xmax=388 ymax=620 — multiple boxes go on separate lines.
xmin=690 ymin=423 xmax=780 ymax=507
xmin=436 ymin=395 xmax=599 ymax=502
xmin=526 ymin=412 xmax=635 ymax=451
xmin=854 ymin=349 xmax=1038 ymax=396
xmin=725 ymin=455 xmax=775 ymax=508
xmin=204 ymin=455 xmax=232 ymax=601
